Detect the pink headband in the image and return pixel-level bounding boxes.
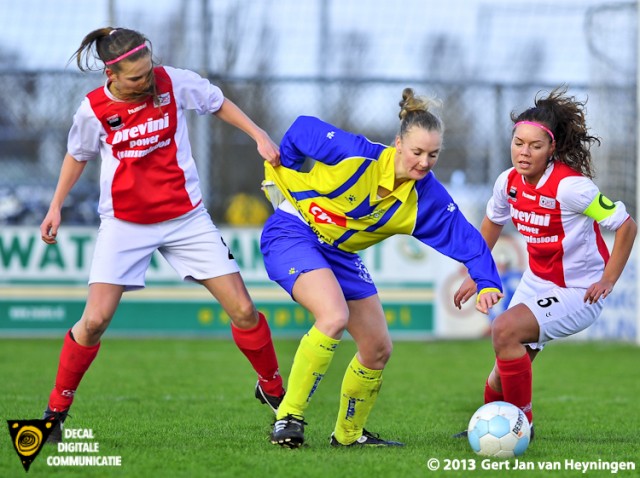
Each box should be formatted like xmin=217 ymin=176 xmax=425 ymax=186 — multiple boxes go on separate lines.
xmin=105 ymin=44 xmax=147 ymax=66
xmin=513 ymin=121 xmax=555 ymax=143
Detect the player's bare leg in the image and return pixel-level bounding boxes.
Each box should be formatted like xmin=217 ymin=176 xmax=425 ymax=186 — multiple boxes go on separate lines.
xmin=200 ymin=273 xmax=284 ymax=411
xmin=271 ymin=268 xmax=346 ymax=448
xmin=72 ymin=283 xmax=124 ymax=345
xmin=44 ymin=283 xmax=124 ymax=443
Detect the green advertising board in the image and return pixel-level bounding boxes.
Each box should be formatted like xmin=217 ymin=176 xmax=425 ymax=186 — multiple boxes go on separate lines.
xmin=0 ymin=287 xmax=434 ymax=338
xmin=0 ymin=226 xmax=439 ymax=338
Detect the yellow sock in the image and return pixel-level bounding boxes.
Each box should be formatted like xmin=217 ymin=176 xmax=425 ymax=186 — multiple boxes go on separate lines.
xmin=333 ymin=355 xmax=383 ymax=445
xmin=276 ymin=326 xmax=340 ymax=420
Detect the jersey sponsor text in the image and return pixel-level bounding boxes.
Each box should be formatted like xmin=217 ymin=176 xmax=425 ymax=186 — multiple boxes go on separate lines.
xmin=524 ymin=234 xmax=559 ymax=244
xmin=116 ymin=138 xmax=172 ymax=159
xmin=510 ymin=204 xmax=551 ymax=227
xmin=112 ymin=113 xmax=170 ymax=145
xmin=309 ymin=202 xmax=347 ymax=227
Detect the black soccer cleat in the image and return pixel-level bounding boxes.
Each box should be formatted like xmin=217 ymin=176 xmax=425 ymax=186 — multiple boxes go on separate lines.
xmin=255 ymin=382 xmax=285 ymax=414
xmin=271 ymin=414 xmax=306 ymax=448
xmin=43 ymin=407 xmax=70 ymax=444
xmin=453 ymin=429 xmax=468 ymax=438
xmin=330 ymin=429 xmax=405 ymax=447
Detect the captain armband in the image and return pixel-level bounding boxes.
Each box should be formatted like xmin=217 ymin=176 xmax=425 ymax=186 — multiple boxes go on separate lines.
xmin=583 ymin=193 xmax=617 ymax=222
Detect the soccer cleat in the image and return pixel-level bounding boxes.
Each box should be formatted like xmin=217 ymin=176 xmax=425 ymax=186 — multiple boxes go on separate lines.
xmin=270 ymin=414 xmax=306 ymax=448
xmin=330 ymin=429 xmax=405 ymax=447
xmin=255 ymin=382 xmax=285 ymax=414
xmin=453 ymin=430 xmax=468 ymax=438
xmin=42 ymin=407 xmax=70 ymax=444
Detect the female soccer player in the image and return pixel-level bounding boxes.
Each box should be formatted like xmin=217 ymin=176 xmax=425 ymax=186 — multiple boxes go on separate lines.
xmin=39 ymin=27 xmax=285 ymax=441
xmin=454 ymin=86 xmax=637 ymax=436
xmin=261 ymin=88 xmax=504 ymax=448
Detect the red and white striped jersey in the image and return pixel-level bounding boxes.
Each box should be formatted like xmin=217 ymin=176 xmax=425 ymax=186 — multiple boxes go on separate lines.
xmin=67 ymin=65 xmax=224 ymax=224
xmin=487 ymin=161 xmax=629 ymax=288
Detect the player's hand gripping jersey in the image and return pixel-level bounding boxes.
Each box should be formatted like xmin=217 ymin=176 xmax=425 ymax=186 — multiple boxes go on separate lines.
xmin=486 ymin=162 xmax=630 ymax=288
xmin=265 ymin=115 xmax=502 ymax=293
xmin=67 ymin=66 xmax=223 ymax=224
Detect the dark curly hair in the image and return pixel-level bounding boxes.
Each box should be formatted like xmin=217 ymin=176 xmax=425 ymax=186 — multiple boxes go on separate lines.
xmin=511 ymin=85 xmax=600 ymax=179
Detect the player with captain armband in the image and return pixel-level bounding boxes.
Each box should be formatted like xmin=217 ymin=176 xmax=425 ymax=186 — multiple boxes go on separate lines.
xmin=453 ymin=86 xmax=637 ymax=440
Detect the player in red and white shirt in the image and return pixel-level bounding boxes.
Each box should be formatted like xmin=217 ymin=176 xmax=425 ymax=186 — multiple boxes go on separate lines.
xmin=454 ymin=86 xmax=637 ymax=435
xmin=39 ymin=27 xmax=285 ymax=441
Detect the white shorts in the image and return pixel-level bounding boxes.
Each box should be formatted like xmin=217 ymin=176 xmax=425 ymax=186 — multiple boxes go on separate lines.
xmin=89 ymin=206 xmax=240 ymax=291
xmin=509 ymin=271 xmax=603 ymax=349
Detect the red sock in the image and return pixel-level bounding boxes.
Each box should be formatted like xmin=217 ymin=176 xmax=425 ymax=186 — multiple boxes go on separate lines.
xmin=231 ymin=312 xmax=283 ymax=396
xmin=484 ymin=379 xmax=504 ymax=404
xmin=48 ymin=330 xmax=100 ymax=411
xmin=496 ymin=354 xmax=533 ymax=424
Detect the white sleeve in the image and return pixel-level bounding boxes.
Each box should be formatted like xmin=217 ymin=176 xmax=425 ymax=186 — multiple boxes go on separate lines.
xmin=67 ymin=98 xmax=102 ymax=162
xmin=163 ymin=66 xmax=224 ymax=115
xmin=558 ymin=176 xmax=630 ymax=231
xmin=485 ymin=168 xmax=513 ymax=225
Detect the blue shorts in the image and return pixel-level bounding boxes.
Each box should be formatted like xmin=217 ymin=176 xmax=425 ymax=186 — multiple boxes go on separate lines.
xmin=260 ymin=209 xmax=377 ymax=301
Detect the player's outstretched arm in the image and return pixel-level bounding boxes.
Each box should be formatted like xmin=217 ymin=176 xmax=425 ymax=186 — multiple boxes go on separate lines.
xmin=472 ymin=217 xmax=505 ymax=314
xmin=584 ymin=217 xmax=637 ymax=304
xmin=453 ymin=216 xmax=504 ymax=310
xmin=213 ymin=98 xmax=280 ymax=167
xmin=40 ymin=153 xmax=87 ymax=244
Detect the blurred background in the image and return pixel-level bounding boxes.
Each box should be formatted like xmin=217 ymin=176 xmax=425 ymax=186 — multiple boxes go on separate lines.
xmin=0 ymin=0 xmax=637 ymax=342
xmin=0 ymin=0 xmax=636 ymax=225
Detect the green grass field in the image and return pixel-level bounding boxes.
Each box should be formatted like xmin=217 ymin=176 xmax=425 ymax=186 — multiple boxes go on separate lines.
xmin=1 ymin=337 xmax=638 ymax=477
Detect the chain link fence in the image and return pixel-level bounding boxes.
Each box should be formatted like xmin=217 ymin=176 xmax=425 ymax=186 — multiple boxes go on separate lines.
xmin=0 ymin=0 xmax=636 ymax=225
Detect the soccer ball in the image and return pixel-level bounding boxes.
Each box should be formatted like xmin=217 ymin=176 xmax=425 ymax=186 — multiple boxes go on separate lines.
xmin=467 ymin=401 xmax=530 ymax=458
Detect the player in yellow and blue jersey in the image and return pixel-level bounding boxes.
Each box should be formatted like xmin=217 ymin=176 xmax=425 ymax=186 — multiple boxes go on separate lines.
xmin=261 ymin=88 xmax=504 ymax=448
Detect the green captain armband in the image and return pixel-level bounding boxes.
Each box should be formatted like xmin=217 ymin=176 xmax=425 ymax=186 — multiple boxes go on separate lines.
xmin=477 ymin=288 xmax=502 ymax=303
xmin=583 ymin=193 xmax=617 ymax=222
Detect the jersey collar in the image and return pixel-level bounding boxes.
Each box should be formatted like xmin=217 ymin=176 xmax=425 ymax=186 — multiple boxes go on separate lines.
xmin=372 ymin=147 xmax=414 ymax=203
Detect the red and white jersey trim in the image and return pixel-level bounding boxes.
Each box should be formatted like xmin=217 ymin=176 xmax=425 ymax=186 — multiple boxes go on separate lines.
xmin=67 ymin=66 xmax=224 ymax=224
xmin=487 ymin=162 xmax=629 ymax=288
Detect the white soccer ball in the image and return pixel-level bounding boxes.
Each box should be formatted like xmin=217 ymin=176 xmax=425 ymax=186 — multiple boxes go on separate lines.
xmin=467 ymin=401 xmax=530 ymax=458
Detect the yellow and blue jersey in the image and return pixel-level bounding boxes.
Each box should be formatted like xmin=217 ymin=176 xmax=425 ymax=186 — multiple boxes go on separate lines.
xmin=265 ymin=116 xmax=501 ymax=292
